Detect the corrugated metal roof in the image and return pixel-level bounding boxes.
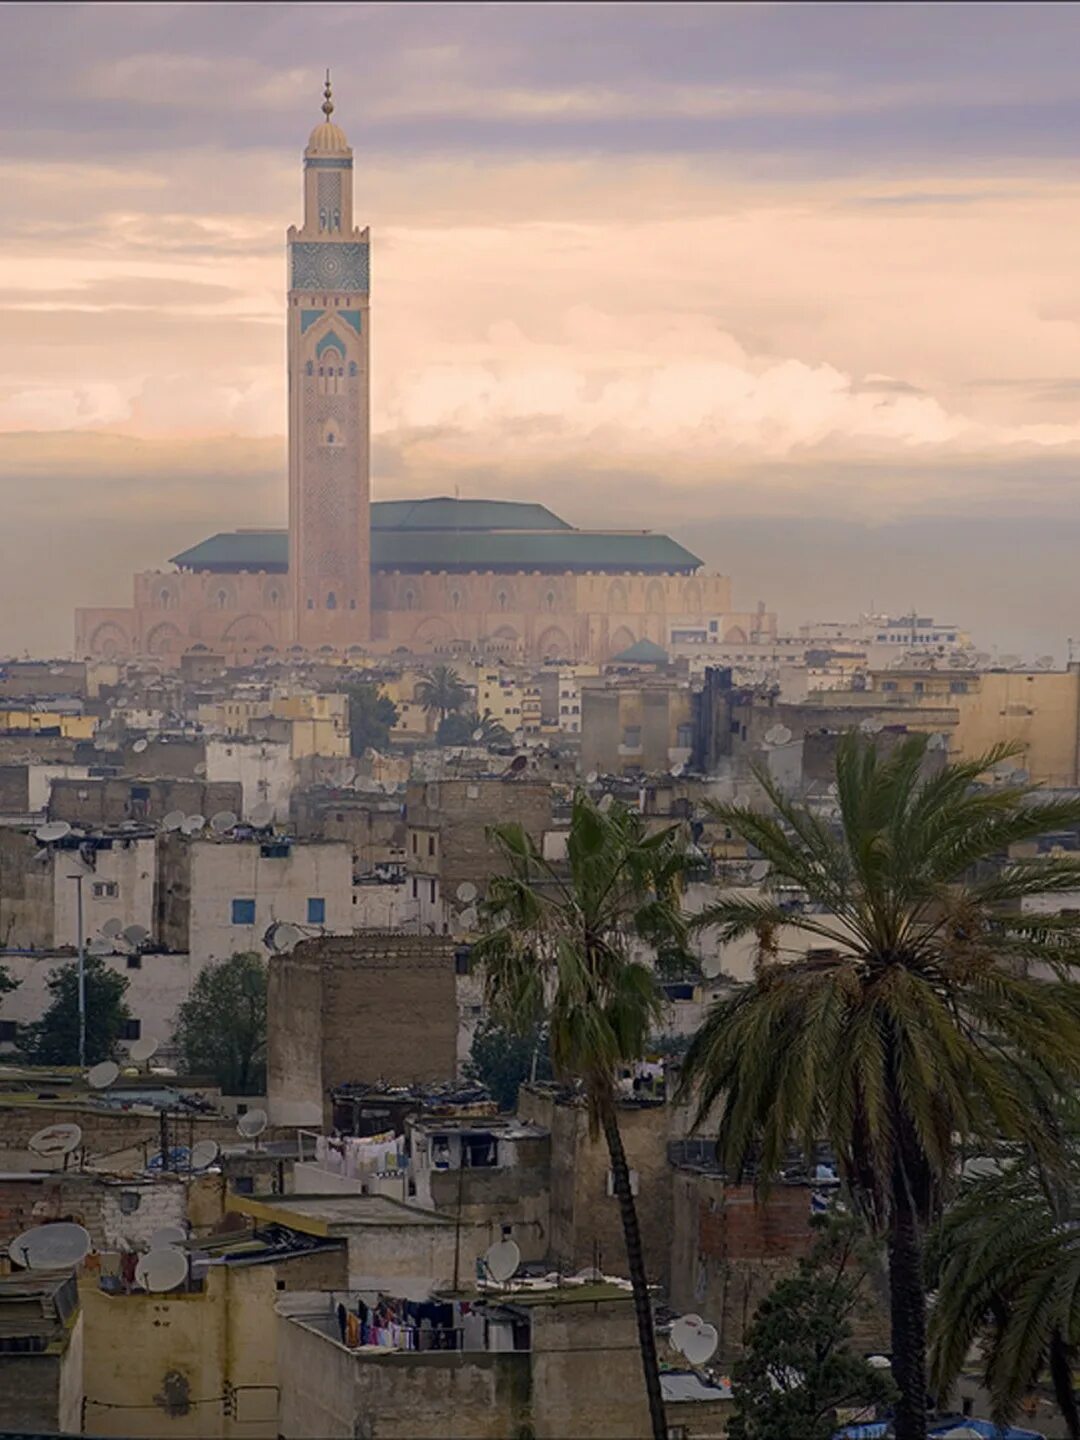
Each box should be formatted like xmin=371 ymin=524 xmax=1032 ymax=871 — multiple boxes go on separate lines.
xmin=372 ymin=498 xmax=571 ymax=531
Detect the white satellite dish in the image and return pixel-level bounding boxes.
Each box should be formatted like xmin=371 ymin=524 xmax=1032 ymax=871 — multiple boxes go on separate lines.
xmin=193 ymin=762 xmax=207 ymax=777
xmin=151 ymin=1224 xmax=188 ymax=1249
xmin=458 ymin=907 xmax=478 ymax=930
xmin=132 ymin=738 xmax=149 ymax=754
xmin=190 ymin=1139 xmax=220 ymax=1171
xmin=135 ymin=1247 xmax=188 ymax=1293
xmin=129 ymin=1036 xmax=159 ymax=1064
xmin=182 ymin=815 xmax=205 ymax=836
xmin=671 ymin=763 xmax=684 ymax=777
xmin=456 ymin=881 xmax=478 ymax=904
xmin=35 ymin=820 xmax=71 ymax=843
xmin=237 ymin=1108 xmax=268 ymax=1139
xmin=597 ymin=793 xmax=614 ymax=812
xmin=162 ymin=810 xmax=186 ymax=832
xmin=210 ymin=810 xmax=238 ymax=834
xmin=681 ymin=1322 xmax=719 ymax=1366
xmin=483 ymin=1238 xmax=521 ymax=1284
xmin=586 ymin=771 xmax=599 ymax=785
xmin=749 ymin=860 xmax=769 ymax=883
xmin=670 ymin=1314 xmax=703 ymax=1355
xmin=249 ymin=801 xmax=274 ymax=828
xmin=87 ymin=1060 xmax=120 ymax=1089
xmin=264 ymin=921 xmax=302 ymax=953
xmin=472 ymin=727 xmax=485 ymax=742
xmin=88 ymin=937 xmax=114 ymax=957
xmin=123 ymin=924 xmax=149 ymax=946
xmin=926 ymin=733 xmax=947 ymax=752
xmin=10 ymin=1221 xmax=91 ymax=1270
xmin=764 ymin=724 xmax=793 ymax=746
xmin=101 ymin=917 xmax=124 ymax=938
xmin=28 ymin=1122 xmax=82 ymax=1159
xmin=860 ymin=717 xmax=884 ymax=735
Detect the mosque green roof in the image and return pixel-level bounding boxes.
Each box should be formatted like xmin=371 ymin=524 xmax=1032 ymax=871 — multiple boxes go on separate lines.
xmin=609 ymin=637 xmax=671 ymax=664
xmin=169 ymin=497 xmax=701 ymax=575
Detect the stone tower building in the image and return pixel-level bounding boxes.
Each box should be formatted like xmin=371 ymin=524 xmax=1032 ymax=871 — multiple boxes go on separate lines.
xmin=286 ymin=75 xmax=371 ymax=647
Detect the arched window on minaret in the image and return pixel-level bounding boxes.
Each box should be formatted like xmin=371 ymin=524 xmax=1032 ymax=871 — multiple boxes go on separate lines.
xmin=326 ymin=591 xmax=337 ymax=610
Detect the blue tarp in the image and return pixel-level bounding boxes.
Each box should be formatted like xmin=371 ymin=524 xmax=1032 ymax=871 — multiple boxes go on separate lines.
xmin=835 ymin=1421 xmax=1044 ymax=1440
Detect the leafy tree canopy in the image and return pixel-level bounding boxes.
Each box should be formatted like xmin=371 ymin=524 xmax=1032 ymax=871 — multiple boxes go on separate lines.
xmin=727 ymin=1214 xmax=895 ymax=1440
xmin=436 ymin=709 xmax=512 ymax=748
xmin=465 ymin=1018 xmax=552 ymax=1111
xmin=341 ymin=678 xmax=398 ymax=756
xmin=417 ymin=665 xmax=469 ymax=722
xmin=19 ymin=955 xmax=131 ymax=1067
xmin=173 ymin=951 xmax=267 ymax=1095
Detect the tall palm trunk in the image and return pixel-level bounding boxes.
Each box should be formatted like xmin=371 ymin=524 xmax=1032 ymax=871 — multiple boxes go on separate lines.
xmin=599 ymin=1099 xmax=668 ymax=1440
xmin=888 ymin=1177 xmax=929 ymax=1440
xmin=1048 ymin=1329 xmax=1080 ymax=1440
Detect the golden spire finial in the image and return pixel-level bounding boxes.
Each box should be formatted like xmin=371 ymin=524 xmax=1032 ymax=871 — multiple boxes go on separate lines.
xmin=322 ymin=69 xmax=334 ymax=120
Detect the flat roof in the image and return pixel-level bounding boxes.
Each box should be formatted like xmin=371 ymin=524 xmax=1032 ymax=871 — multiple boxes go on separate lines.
xmin=227 ymin=1192 xmax=454 ymax=1235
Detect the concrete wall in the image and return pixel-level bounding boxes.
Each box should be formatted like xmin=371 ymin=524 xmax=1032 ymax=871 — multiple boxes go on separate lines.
xmin=49 ymin=777 xmax=241 ymax=828
xmin=267 ymin=944 xmax=324 ymax=1126
xmin=188 ymin=838 xmax=352 ymax=967
xmin=53 ymin=837 xmax=156 ymax=948
xmin=516 ymin=1088 xmax=672 ymax=1284
xmin=951 ymin=670 xmax=1080 ymax=786
xmin=205 ymin=738 xmax=294 ymax=822
xmin=528 ymin=1294 xmax=649 ymax=1439
xmin=0 ymin=1312 xmax=82 ymax=1434
xmin=0 ymin=827 xmax=54 ymax=948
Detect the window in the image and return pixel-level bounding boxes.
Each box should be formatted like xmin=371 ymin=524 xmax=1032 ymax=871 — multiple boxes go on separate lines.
xmin=126 ymin=953 xmax=142 ymax=970
xmin=621 ymin=726 xmax=641 ymax=748
xmin=233 ymin=1176 xmax=255 ymax=1195
xmin=949 ymin=680 xmax=969 ymax=694
xmin=881 ymin=681 xmax=898 ymax=693
xmin=120 ymin=1018 xmax=141 ymax=1041
xmin=231 ymin=898 xmax=256 ymax=925
xmin=429 ymin=880 xmax=436 ymax=902
xmin=307 ymin=897 xmax=326 ymax=925
xmin=676 ymin=723 xmax=693 ymax=748
xmin=913 ymin=681 xmax=924 ymax=694
xmin=92 ymin=881 xmax=118 ymax=899
xmin=0 ymin=1019 xmax=16 ymax=1043
xmin=411 ymin=878 xmax=418 ymax=899
xmin=411 ymin=833 xmax=418 ymax=854
xmin=427 ymin=835 xmax=435 ymax=857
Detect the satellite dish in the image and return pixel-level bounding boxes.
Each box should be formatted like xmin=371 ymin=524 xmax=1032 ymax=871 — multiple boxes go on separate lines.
xmin=87 ymin=938 xmax=113 ymax=957
xmin=456 ymin=881 xmax=478 ymax=904
xmin=190 ymin=1139 xmax=220 ymax=1170
xmin=505 ymin=754 xmax=528 ymax=776
xmin=123 ymin=924 xmax=149 ymax=946
xmin=135 ymin=1247 xmax=188 ymax=1293
xmin=249 ymin=801 xmax=274 ymax=828
xmin=194 ymin=762 xmax=207 ymax=777
xmin=573 ymin=1266 xmax=604 ymax=1282
xmin=749 ymin=860 xmax=769 ymax=882
xmin=264 ymin=921 xmax=302 ymax=953
xmin=101 ymin=917 xmax=124 ymax=937
xmin=671 ymin=763 xmax=684 ymax=777
xmin=471 ymin=727 xmax=484 ymax=742
xmin=670 ymin=1314 xmax=703 ymax=1354
xmin=35 ymin=820 xmax=71 ymax=843
xmin=483 ymin=1238 xmax=521 ymax=1284
xmin=129 ymin=1036 xmax=159 ymax=1064
xmin=28 ymin=1122 xmax=82 ymax=1159
xmin=860 ymin=717 xmax=884 ymax=735
xmin=162 ymin=810 xmax=186 ymax=832
xmin=210 ymin=810 xmax=238 ymax=834
xmin=597 ymin=793 xmax=614 ymax=812
xmin=132 ymin=738 xmax=149 ymax=754
xmin=681 ymin=1322 xmax=719 ymax=1366
xmin=586 ymin=771 xmax=599 ymax=785
xmin=150 ymin=1224 xmax=188 ymax=1249
xmin=87 ymin=1060 xmax=120 ymax=1089
xmin=237 ymin=1108 xmax=268 ymax=1139
xmin=182 ymin=815 xmax=205 ymax=836
xmin=11 ymin=1222 xmax=92 ymax=1270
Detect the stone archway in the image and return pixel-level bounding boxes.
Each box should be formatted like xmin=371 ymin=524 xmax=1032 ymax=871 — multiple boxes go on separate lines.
xmin=145 ymin=622 xmax=185 ymax=658
xmin=88 ymin=622 xmax=132 ymax=659
xmin=536 ymin=625 xmax=572 ymax=661
xmin=609 ymin=625 xmax=635 ymax=656
xmin=723 ymin=626 xmax=748 ymax=644
xmin=222 ymin=614 xmax=276 ymax=648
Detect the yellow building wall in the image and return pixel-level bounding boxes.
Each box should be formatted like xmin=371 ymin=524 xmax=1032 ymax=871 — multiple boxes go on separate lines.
xmin=287 ymin=716 xmax=350 ymax=759
xmin=950 ymin=671 xmax=1080 ymax=786
xmin=0 ymin=711 xmax=96 ymax=739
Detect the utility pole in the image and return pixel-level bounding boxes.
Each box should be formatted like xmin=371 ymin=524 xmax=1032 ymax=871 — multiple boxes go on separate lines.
xmin=68 ymin=874 xmax=86 ymax=1069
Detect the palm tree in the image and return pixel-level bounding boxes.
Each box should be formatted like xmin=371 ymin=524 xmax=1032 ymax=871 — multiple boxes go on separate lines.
xmin=475 ymin=792 xmax=691 ymax=1440
xmin=928 ymin=1147 xmax=1080 ymax=1437
xmin=679 ymin=733 xmax=1080 ymax=1440
xmin=416 ymin=664 xmax=469 ymax=723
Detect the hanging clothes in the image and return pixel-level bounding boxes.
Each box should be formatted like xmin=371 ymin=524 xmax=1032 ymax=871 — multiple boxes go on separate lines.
xmin=346 ymin=1311 xmax=360 ymax=1348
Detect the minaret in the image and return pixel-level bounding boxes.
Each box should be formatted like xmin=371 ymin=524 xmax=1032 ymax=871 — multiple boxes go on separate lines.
xmin=287 ymin=73 xmax=370 ymax=648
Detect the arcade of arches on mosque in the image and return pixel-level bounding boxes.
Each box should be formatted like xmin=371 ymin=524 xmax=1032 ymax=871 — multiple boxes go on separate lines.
xmin=75 ymin=497 xmax=774 ymax=666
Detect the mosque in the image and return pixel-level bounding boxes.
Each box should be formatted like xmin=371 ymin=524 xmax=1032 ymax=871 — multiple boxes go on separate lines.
xmin=74 ymin=81 xmax=772 ymax=667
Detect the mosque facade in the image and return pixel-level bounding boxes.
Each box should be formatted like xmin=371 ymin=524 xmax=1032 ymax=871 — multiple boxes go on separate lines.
xmin=74 ymin=84 xmax=773 ymax=667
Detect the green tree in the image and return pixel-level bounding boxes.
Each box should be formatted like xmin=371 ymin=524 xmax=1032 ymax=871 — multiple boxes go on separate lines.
xmin=20 ymin=955 xmax=131 ymax=1066
xmin=475 ymin=791 xmax=691 ymax=1440
xmin=173 ymin=952 xmax=267 ymax=1094
xmin=417 ymin=664 xmax=469 ymax=724
xmin=928 ymin=1148 xmax=1080 ymax=1437
xmin=436 ymin=708 xmax=511 ymax=748
xmin=465 ymin=1018 xmax=553 ymax=1111
xmin=680 ymin=734 xmax=1080 ymax=1440
xmin=343 ymin=679 xmax=398 ymax=756
xmin=728 ymin=1215 xmax=895 ymax=1440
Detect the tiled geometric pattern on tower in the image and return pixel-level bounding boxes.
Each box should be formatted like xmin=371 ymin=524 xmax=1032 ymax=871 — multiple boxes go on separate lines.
xmin=290 ymin=242 xmax=369 ymax=292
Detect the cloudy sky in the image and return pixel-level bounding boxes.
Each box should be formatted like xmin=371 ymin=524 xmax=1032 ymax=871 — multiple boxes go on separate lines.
xmin=3 ymin=2 xmax=1080 ymax=656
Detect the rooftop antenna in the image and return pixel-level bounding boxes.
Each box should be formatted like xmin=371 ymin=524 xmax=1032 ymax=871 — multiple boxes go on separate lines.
xmin=322 ymin=67 xmax=334 ymax=120
xmin=481 ymin=1237 xmax=521 ymax=1286
xmin=10 ymin=1221 xmax=92 ymax=1270
xmin=129 ymin=1035 xmax=159 ymax=1069
xmin=249 ymin=801 xmax=274 ymax=829
xmin=237 ymin=1107 xmax=268 ymax=1149
xmin=35 ymin=820 xmax=71 ymax=843
xmin=28 ymin=1121 xmax=82 ymax=1170
xmin=135 ymin=1247 xmax=189 ymax=1293
xmin=210 ymin=810 xmax=238 ymax=835
xmin=181 ymin=814 xmax=205 ymax=836
xmin=670 ymin=1312 xmax=719 ymax=1366
xmin=190 ymin=1139 xmax=220 ymax=1171
xmin=87 ymin=1060 xmax=120 ymax=1089
xmin=162 ymin=810 xmax=186 ymax=832
xmin=264 ymin=921 xmax=303 ymax=953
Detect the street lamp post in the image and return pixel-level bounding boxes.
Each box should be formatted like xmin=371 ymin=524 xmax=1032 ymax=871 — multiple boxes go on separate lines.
xmin=68 ymin=874 xmax=86 ymax=1069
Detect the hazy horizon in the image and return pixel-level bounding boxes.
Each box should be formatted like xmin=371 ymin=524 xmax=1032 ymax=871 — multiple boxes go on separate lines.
xmin=4 ymin=2 xmax=1080 ymax=658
